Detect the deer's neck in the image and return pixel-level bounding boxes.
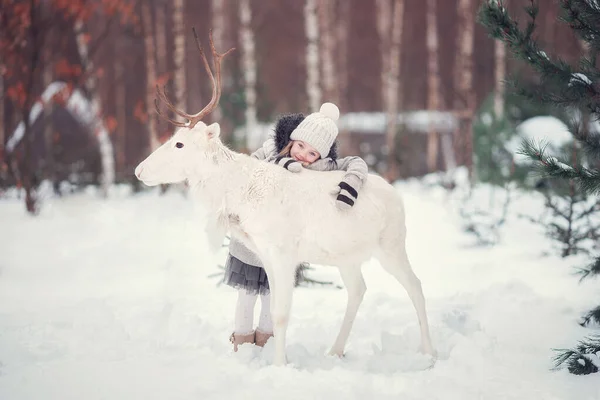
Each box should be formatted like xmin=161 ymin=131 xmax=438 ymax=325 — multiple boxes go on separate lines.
xmin=189 ymin=149 xmax=255 ymax=218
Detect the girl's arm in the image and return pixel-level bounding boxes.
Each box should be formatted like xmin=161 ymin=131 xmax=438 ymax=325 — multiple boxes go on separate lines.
xmin=250 ymin=137 xmax=276 ymax=160
xmin=308 ymin=156 xmax=369 ymax=210
xmin=251 ymin=137 xmax=302 ymax=172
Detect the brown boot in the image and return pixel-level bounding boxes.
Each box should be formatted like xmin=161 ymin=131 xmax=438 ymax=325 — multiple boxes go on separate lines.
xmin=230 ymin=331 xmax=255 ymax=352
xmin=255 ymin=330 xmax=274 ymax=347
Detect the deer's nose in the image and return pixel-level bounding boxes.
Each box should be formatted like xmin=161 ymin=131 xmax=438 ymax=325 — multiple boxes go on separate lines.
xmin=135 ymin=165 xmax=143 ymax=179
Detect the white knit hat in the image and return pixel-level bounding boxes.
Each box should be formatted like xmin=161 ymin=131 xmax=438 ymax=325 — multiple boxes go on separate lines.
xmin=290 ymin=102 xmax=340 ymax=156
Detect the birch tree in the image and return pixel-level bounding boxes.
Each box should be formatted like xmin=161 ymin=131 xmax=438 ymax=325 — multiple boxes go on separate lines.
xmin=70 ymin=0 xmax=136 ymax=195
xmin=172 ymin=0 xmax=187 ymax=117
xmin=154 ymin=0 xmax=168 ymax=136
xmin=426 ymin=0 xmax=441 ymax=172
xmin=74 ymin=18 xmax=115 ymax=196
xmin=494 ymin=36 xmax=506 ymax=118
xmin=239 ymin=0 xmax=258 ymax=150
xmin=377 ymin=0 xmax=404 ymax=181
xmin=335 ymin=0 xmax=350 ymax=111
xmin=305 ymin=0 xmax=321 ymax=112
xmin=211 ymin=0 xmax=226 ymax=122
xmin=319 ymin=0 xmax=337 ymax=104
xmin=376 ymin=0 xmax=391 ymax=110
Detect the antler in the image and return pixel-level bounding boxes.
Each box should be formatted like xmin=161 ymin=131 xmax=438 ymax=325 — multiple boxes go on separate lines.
xmin=155 ymin=28 xmax=235 ymax=128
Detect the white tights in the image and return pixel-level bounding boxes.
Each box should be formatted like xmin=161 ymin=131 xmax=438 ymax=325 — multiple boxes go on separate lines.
xmin=234 ymin=289 xmax=273 ymax=335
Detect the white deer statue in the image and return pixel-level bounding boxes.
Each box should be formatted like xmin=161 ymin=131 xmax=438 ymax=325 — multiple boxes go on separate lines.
xmin=135 ymin=30 xmax=436 ymax=366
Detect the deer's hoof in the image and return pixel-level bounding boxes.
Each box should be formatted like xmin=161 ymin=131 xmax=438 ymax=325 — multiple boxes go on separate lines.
xmin=328 ymin=348 xmax=345 ymax=358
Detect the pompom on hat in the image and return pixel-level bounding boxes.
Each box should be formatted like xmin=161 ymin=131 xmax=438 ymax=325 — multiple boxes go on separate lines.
xmin=290 ymin=102 xmax=340 ymax=157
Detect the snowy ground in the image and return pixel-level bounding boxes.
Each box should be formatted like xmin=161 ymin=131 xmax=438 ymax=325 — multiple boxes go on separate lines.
xmin=1 ymin=176 xmax=599 ymax=400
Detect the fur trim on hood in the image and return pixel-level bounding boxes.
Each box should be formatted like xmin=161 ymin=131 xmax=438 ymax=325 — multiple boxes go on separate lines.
xmin=273 ymin=113 xmax=338 ymax=160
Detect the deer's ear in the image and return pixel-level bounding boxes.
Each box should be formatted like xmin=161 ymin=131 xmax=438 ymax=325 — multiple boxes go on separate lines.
xmin=206 ymin=123 xmax=221 ymax=140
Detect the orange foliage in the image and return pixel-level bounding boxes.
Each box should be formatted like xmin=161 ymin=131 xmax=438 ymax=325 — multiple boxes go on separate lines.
xmin=6 ymin=82 xmax=27 ymax=108
xmin=105 ymin=116 xmax=118 ymax=133
xmin=134 ymin=100 xmax=148 ymax=124
xmin=0 ymin=0 xmax=138 ymax=115
xmin=156 ymin=73 xmax=172 ymax=88
xmin=55 ymin=59 xmax=82 ymax=79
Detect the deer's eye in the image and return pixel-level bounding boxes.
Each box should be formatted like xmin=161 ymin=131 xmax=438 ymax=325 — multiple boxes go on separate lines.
xmin=175 ymin=142 xmax=184 ymax=148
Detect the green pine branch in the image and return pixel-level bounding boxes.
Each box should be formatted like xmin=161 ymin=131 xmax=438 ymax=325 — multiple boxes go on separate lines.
xmin=478 ymin=0 xmax=600 ymax=115
xmin=581 ymin=305 xmax=600 ymax=327
xmin=577 ymin=255 xmax=600 ymax=280
xmin=553 ymin=335 xmax=600 ymax=375
xmin=518 ymin=139 xmax=600 ymax=194
xmin=559 ymin=0 xmax=600 ymax=50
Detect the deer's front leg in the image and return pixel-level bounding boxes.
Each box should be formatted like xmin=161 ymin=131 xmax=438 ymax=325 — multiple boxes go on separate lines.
xmin=263 ymin=260 xmax=296 ymax=366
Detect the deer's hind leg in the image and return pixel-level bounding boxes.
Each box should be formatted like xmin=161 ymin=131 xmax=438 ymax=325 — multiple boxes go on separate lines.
xmin=377 ymin=233 xmax=436 ymax=357
xmin=329 ymin=265 xmax=366 ymax=357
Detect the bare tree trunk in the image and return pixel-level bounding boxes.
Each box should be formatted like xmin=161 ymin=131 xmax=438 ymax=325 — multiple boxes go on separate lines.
xmin=74 ymin=19 xmax=115 ymax=196
xmin=115 ymin=54 xmax=127 ymax=180
xmin=155 ymin=2 xmax=167 ymax=75
xmin=426 ymin=0 xmax=441 ymax=173
xmin=0 ymin=71 xmax=6 ymax=171
xmin=453 ymin=0 xmax=475 ymax=173
xmin=211 ymin=0 xmax=226 ymax=122
xmin=239 ymin=0 xmax=258 ymax=150
xmin=173 ymin=0 xmax=187 ymax=116
xmin=335 ymin=0 xmax=350 ymax=153
xmin=319 ymin=0 xmax=337 ymax=104
xmin=154 ymin=0 xmax=168 ymax=136
xmin=0 ymin=74 xmax=6 ymax=190
xmin=384 ymin=0 xmax=404 ymax=182
xmin=376 ymin=0 xmax=392 ymax=113
xmin=305 ymin=0 xmax=321 ymax=112
xmin=141 ymin=1 xmax=160 ymax=152
xmin=43 ymin=38 xmax=55 ymax=187
xmin=335 ymin=0 xmax=350 ymax=112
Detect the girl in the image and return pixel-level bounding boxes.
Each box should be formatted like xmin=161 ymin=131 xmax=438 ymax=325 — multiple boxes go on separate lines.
xmin=223 ymin=102 xmax=369 ymax=351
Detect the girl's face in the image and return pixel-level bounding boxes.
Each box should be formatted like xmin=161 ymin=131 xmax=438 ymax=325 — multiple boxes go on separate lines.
xmin=290 ymin=140 xmax=321 ymax=165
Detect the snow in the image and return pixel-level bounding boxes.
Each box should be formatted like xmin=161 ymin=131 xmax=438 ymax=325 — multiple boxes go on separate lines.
xmin=338 ymin=110 xmax=458 ymax=134
xmin=506 ymin=116 xmax=574 ymax=164
xmin=1 ymin=175 xmax=600 ymax=400
xmin=234 ymin=122 xmax=274 ymax=151
xmin=570 ymin=73 xmax=593 ymax=87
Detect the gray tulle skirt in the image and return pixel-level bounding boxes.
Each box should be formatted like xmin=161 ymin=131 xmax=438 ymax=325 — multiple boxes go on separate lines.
xmin=223 ymin=254 xmax=270 ymax=295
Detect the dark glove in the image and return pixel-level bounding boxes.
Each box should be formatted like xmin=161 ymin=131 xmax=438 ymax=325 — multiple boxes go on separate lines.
xmin=270 ymin=156 xmax=302 ymax=172
xmin=333 ymin=174 xmax=361 ymax=211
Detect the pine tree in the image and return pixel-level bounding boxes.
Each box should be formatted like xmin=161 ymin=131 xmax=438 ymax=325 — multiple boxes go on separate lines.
xmin=478 ymin=0 xmax=600 ymax=375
